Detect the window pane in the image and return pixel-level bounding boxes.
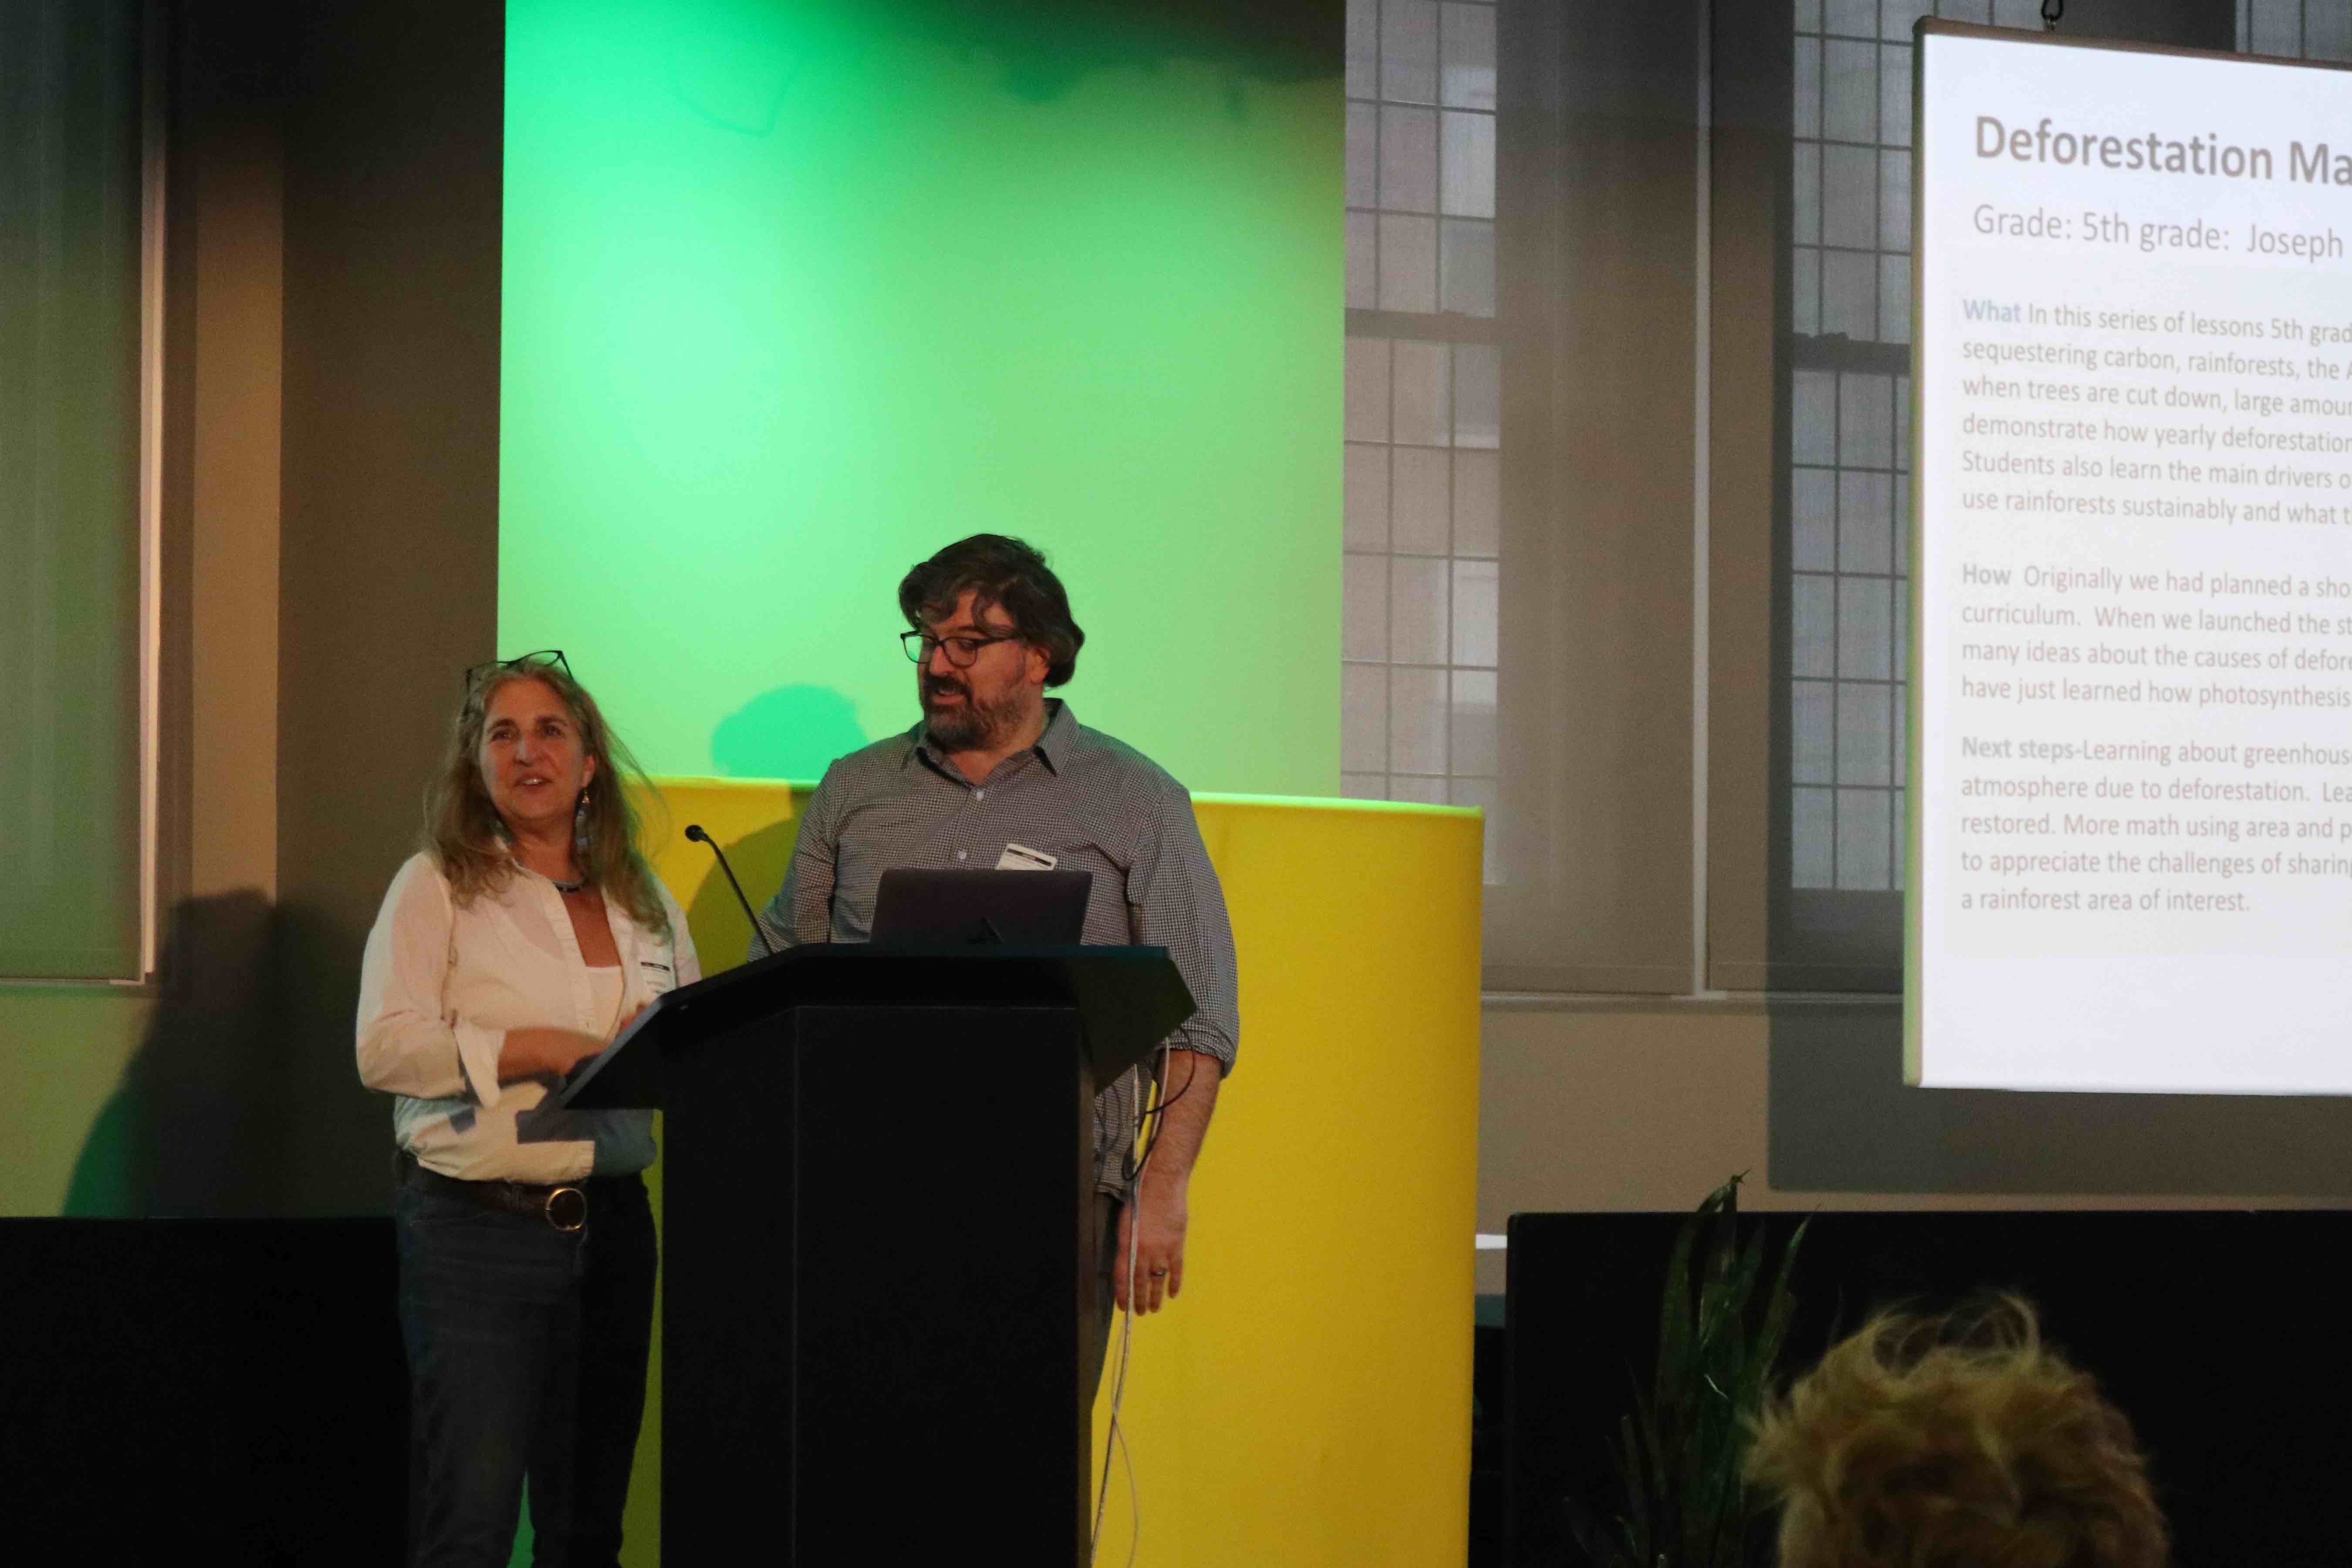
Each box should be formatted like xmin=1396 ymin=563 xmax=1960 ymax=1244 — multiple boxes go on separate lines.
xmin=1345 ymin=552 xmax=1390 ymax=661
xmin=1794 ymin=143 xmax=1821 ymax=244
xmin=1792 ymin=247 xmax=1821 ymax=335
xmin=1440 ymin=3 xmax=1496 ymax=109
xmin=1393 ymin=446 xmax=1450 ymax=553
xmin=1377 ymin=213 xmax=1437 ymax=314
xmin=2248 ymin=0 xmax=2301 ymax=55
xmin=1342 ymin=772 xmax=1387 ymax=800
xmin=1440 ymin=110 xmax=1495 ymax=218
xmin=1347 ymin=102 xmax=1378 ymax=207
xmin=1390 ymin=775 xmax=1448 ymax=804
xmin=1838 ymin=576 xmax=1892 ymax=681
xmin=1392 ymin=555 xmax=1450 ymax=663
xmin=1346 ymin=209 xmax=1378 ymax=309
xmin=1454 ymin=342 xmax=1500 ymax=449
xmin=1894 ymin=472 xmax=1912 ymax=573
xmin=1836 ymin=787 xmax=1892 ymax=889
xmin=1823 ymin=38 xmax=1877 ymax=142
xmin=1879 ymin=253 xmax=1911 ymax=344
xmin=1837 ymin=683 xmax=1892 ymax=785
xmin=1826 ymin=0 xmax=1877 ymax=36
xmin=1452 ymin=558 xmax=1498 ymax=666
xmin=1344 ymin=441 xmax=1389 ymax=551
xmin=1380 ymin=105 xmax=1439 ymax=213
xmin=2311 ymin=9 xmax=2352 ymax=61
xmin=1392 ymin=339 xmax=1450 ymax=445
xmin=1345 ymin=337 xmax=1391 ymax=443
xmin=1793 ymin=370 xmax=1836 ymax=465
xmin=1793 ymin=788 xmax=1835 ymax=888
xmin=1879 ymin=44 xmax=1912 ymax=148
xmin=1882 ymin=1 xmax=1934 ymax=41
xmin=1390 ymin=666 xmax=1447 ymax=773
xmin=1794 ymin=574 xmax=1835 ymax=679
xmin=1880 ymin=148 xmax=1911 ymax=254
xmin=1821 ymin=143 xmax=1877 ymax=249
xmin=1794 ymin=468 xmax=1835 ymax=571
xmin=1450 ymin=669 xmax=1497 ymax=774
xmin=1838 ymin=470 xmax=1893 ymax=574
xmin=1343 ymin=662 xmax=1388 ymax=772
xmin=1345 ymin=0 xmax=1377 ymax=98
xmin=1794 ymin=35 xmax=1822 ymax=137
xmin=1838 ymin=372 xmax=1893 ymax=467
xmin=1453 ymin=448 xmax=1498 ymax=558
xmin=1794 ymin=680 xmax=1835 ymax=784
xmin=1440 ymin=217 xmax=1496 ymax=317
xmin=1821 ymin=247 xmax=1876 ymax=340
xmin=1381 ymin=0 xmax=1439 ymax=103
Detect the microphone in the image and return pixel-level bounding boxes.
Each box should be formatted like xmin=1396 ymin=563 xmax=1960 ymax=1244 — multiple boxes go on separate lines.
xmin=685 ymin=824 xmax=775 ymax=958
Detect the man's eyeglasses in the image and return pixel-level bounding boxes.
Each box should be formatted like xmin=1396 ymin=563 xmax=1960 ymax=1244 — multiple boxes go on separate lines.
xmin=463 ymin=649 xmax=570 ymax=696
xmin=900 ymin=631 xmax=1018 ymax=669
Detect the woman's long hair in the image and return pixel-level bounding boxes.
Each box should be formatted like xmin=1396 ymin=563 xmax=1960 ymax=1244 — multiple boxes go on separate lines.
xmin=423 ymin=655 xmax=670 ymax=939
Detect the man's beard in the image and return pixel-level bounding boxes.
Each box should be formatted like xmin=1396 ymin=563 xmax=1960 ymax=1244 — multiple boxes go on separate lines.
xmin=922 ymin=674 xmax=1023 ymax=752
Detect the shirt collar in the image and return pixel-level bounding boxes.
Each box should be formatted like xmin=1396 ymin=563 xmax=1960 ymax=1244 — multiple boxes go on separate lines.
xmin=904 ymin=697 xmax=1075 ymax=776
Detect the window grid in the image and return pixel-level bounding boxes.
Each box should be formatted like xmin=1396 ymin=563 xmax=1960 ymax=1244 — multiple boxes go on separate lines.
xmin=1343 ymin=0 xmax=1502 ymax=885
xmin=1785 ymin=0 xmax=2036 ymax=892
xmin=2239 ymin=1 xmax=2352 ymax=61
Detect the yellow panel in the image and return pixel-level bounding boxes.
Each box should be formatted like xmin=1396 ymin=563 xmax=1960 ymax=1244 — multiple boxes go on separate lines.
xmin=619 ymin=781 xmax=1482 ymax=1568
xmin=1092 ymin=797 xmax=1482 ymax=1567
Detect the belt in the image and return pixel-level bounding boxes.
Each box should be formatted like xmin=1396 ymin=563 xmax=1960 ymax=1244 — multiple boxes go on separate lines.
xmin=397 ymin=1148 xmax=595 ymax=1232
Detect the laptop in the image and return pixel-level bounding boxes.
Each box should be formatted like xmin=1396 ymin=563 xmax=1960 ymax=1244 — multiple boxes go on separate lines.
xmin=869 ymin=868 xmax=1093 ymax=946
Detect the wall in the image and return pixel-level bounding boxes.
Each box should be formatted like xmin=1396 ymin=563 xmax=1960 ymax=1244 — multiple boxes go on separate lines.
xmin=1476 ymin=1000 xmax=2352 ymax=1297
xmin=3 ymin=0 xmax=508 ymax=1219
xmin=498 ymin=0 xmax=1342 ymax=794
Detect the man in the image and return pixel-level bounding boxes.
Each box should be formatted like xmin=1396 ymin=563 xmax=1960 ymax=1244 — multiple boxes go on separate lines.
xmin=752 ymin=534 xmax=1237 ymax=1397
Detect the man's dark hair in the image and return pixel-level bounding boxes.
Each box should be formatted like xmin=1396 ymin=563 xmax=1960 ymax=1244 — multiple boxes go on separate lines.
xmin=899 ymin=534 xmax=1086 ymax=688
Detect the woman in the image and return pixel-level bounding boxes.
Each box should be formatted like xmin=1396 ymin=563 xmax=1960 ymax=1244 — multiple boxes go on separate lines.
xmin=356 ymin=652 xmax=697 ymax=1567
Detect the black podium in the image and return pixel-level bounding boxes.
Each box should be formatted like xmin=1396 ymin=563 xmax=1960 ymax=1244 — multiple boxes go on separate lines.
xmin=554 ymin=943 xmax=1194 ymax=1565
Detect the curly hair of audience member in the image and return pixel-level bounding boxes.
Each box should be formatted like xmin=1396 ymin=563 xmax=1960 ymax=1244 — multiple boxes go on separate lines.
xmin=1745 ymin=1295 xmax=2168 ymax=1568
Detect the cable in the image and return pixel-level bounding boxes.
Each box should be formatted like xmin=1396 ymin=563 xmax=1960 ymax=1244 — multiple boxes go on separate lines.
xmin=1089 ymin=1041 xmax=1172 ymax=1565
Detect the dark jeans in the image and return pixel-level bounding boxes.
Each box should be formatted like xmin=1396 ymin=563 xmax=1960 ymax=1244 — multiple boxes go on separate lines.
xmin=395 ymin=1170 xmax=656 ymax=1568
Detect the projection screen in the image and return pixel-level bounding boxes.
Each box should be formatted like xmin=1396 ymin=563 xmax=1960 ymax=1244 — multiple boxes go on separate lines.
xmin=1911 ymin=22 xmax=2352 ymax=1092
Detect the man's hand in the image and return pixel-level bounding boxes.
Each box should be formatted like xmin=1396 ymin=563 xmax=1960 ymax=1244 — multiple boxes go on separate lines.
xmin=1114 ymin=1175 xmax=1190 ymax=1314
xmin=1111 ymin=1048 xmax=1221 ymax=1315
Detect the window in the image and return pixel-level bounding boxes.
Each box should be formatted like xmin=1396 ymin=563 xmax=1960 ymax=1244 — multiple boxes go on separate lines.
xmin=2240 ymin=0 xmax=2352 ymax=57
xmin=0 ymin=0 xmax=153 ymax=981
xmin=1341 ymin=0 xmax=1503 ymax=883
xmin=1777 ymin=1 xmax=2040 ymax=980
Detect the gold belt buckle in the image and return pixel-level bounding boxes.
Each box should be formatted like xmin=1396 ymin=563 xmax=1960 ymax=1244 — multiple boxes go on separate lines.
xmin=544 ymin=1186 xmax=588 ymax=1232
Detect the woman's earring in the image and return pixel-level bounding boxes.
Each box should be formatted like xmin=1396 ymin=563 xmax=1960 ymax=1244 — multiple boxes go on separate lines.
xmin=573 ymin=789 xmax=591 ymax=870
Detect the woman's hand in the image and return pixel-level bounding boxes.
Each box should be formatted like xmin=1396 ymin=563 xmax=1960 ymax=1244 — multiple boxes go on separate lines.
xmin=496 ymin=1026 xmax=609 ymax=1085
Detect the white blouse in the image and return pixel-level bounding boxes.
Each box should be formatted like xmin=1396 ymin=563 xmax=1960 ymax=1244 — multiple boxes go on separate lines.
xmin=356 ymin=851 xmax=702 ymax=1183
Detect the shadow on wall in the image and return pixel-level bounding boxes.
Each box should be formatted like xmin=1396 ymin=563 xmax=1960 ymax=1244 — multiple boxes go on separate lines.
xmin=711 ymin=684 xmax=868 ymax=784
xmin=64 ymin=891 xmax=287 ymax=1217
xmin=64 ymin=889 xmax=395 ymax=1218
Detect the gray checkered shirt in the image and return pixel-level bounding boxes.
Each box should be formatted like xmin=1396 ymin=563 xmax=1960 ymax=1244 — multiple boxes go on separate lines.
xmin=750 ymin=700 xmax=1239 ymax=1196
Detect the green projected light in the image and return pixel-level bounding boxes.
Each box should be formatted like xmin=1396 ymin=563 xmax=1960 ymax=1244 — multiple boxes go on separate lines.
xmin=502 ymin=0 xmax=1341 ymax=793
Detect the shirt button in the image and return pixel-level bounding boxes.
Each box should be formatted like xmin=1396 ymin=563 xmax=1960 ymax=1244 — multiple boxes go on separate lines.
xmin=956 ymin=850 xmax=968 ymax=862
xmin=974 ymin=789 xmax=985 ymax=801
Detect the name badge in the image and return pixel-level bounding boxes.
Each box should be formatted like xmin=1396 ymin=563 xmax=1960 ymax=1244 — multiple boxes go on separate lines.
xmin=639 ymin=958 xmax=676 ymax=994
xmin=996 ymin=842 xmax=1058 ymax=872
